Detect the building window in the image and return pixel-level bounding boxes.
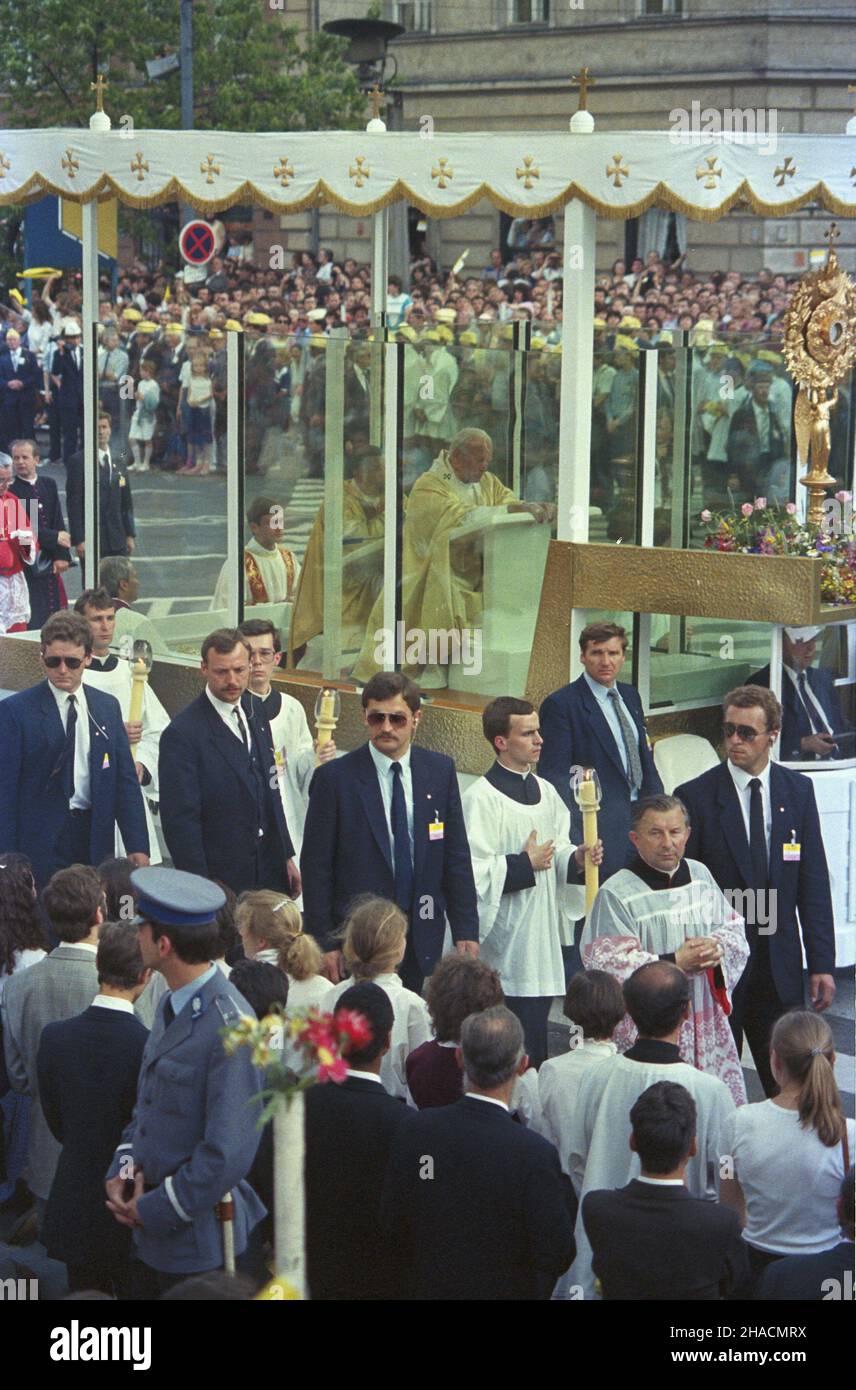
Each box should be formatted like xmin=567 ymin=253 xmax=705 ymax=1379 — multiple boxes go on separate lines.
xmin=638 ymin=0 xmax=684 ymax=14
xmin=394 ymin=0 xmax=433 ymax=31
xmin=509 ymin=0 xmax=550 ymax=24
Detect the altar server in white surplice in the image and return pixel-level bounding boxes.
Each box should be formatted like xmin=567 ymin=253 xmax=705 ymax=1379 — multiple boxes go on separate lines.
xmin=581 ymin=793 xmax=749 ymax=1106
xmin=239 ymin=618 xmax=336 ymax=861
xmin=76 ymin=587 xmax=168 ymax=863
xmin=558 ymin=960 xmax=735 ymax=1300
xmin=462 ymin=697 xmax=603 ymax=1069
xmin=538 ymin=968 xmax=625 ymax=1167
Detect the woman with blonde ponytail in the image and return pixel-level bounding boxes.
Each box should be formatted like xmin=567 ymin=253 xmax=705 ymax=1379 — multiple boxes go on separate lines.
xmin=721 ymin=1009 xmax=854 ymax=1293
xmin=235 ymin=891 xmax=329 ymax=1013
xmin=322 ymin=895 xmax=432 ymax=1099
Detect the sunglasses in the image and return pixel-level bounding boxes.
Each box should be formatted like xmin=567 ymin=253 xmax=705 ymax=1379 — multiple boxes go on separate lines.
xmin=722 ymin=722 xmax=765 ymax=742
xmin=43 ymin=655 xmax=84 ymax=670
xmin=366 ymin=711 xmax=410 ymax=729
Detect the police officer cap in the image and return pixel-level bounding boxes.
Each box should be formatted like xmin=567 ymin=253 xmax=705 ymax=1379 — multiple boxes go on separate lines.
xmin=131 ymin=867 xmax=225 ymax=928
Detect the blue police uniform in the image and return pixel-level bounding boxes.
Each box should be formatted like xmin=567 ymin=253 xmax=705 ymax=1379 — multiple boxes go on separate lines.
xmin=106 ymin=869 xmax=265 ymax=1282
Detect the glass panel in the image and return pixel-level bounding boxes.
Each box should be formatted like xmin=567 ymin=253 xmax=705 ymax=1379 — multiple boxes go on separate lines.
xmin=96 ymin=301 xmax=230 ymax=662
xmin=649 ymin=616 xmax=767 ymax=708
xmin=591 ymin=329 xmax=641 ymax=540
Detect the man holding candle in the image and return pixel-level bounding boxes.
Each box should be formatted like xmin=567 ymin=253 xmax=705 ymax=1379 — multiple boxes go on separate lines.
xmin=462 ymin=697 xmax=603 ymax=1069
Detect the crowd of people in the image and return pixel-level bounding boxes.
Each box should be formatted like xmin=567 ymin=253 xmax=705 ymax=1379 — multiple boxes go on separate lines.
xmin=0 ymin=606 xmax=851 ymax=1302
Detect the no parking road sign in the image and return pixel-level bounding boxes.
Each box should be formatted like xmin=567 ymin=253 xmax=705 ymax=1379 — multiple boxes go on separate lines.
xmin=179 ymin=219 xmax=216 ymax=266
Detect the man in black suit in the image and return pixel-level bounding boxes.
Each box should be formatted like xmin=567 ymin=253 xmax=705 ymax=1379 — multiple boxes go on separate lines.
xmin=380 ymin=1006 xmax=576 ymax=1300
xmin=676 ymin=685 xmax=836 ymax=1097
xmin=301 ymin=672 xmax=479 ymax=991
xmin=158 ymin=628 xmax=300 ymax=897
xmin=725 ymin=362 xmax=788 ymax=503
xmin=9 ymin=437 xmax=72 ymax=627
xmin=0 ymin=328 xmax=41 ymax=448
xmin=66 ymin=411 xmax=136 ymax=564
xmin=754 ymin=626 xmax=853 ymax=762
xmin=583 ymin=1080 xmax=747 ymax=1301
xmin=305 ymin=982 xmax=416 ymax=1300
xmin=49 ymin=319 xmax=85 ymax=463
xmin=759 ymin=1168 xmax=855 ymax=1301
xmin=37 ymin=921 xmax=150 ymax=1297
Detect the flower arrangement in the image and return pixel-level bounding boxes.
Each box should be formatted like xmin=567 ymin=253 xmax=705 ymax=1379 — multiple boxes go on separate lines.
xmin=701 ymin=494 xmax=856 ymax=607
xmin=222 ymin=1004 xmax=372 ymax=1297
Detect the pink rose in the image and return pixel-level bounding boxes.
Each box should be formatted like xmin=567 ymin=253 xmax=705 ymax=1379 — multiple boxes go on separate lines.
xmin=754 ymin=497 xmax=767 ymax=510
xmin=785 ymin=502 xmax=797 ymax=515
xmin=835 ymin=490 xmax=852 ymax=503
xmin=741 ymin=502 xmax=754 ymax=517
xmin=700 ymin=509 xmax=712 ymax=522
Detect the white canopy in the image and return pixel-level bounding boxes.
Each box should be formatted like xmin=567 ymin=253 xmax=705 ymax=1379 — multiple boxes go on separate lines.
xmin=1 ymin=128 xmax=853 ymax=220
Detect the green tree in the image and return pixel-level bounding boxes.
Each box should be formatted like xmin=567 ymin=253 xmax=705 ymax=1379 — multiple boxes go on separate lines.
xmin=0 ymin=0 xmax=366 ymax=132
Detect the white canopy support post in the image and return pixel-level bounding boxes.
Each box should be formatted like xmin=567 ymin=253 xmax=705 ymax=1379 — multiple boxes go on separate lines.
xmin=226 ymin=329 xmax=243 ymax=626
xmin=322 ymin=336 xmax=346 ymax=679
xmin=635 ymin=347 xmax=659 ymax=710
xmin=81 ymin=200 xmax=100 ymax=589
xmin=556 ymin=198 xmax=596 ymax=669
xmin=668 ymin=332 xmax=692 ymax=655
xmin=510 ymin=319 xmax=530 ymax=500
xmin=382 ymin=339 xmax=401 ymax=659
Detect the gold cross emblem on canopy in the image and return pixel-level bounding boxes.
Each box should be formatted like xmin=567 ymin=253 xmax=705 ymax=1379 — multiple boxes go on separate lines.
xmin=130 ymin=150 xmax=149 ymax=181
xmin=516 ymin=155 xmax=540 ymax=189
xmin=61 ymin=149 xmax=79 ymax=179
xmin=774 ymin=156 xmax=796 ymax=187
xmin=200 ymin=154 xmax=221 ymax=184
xmin=274 ymin=158 xmax=295 ymax=187
xmin=696 ymin=155 xmax=722 ymax=189
xmin=606 ymin=155 xmax=629 ymax=188
xmin=431 ymin=157 xmax=453 ymax=188
xmin=349 ymin=155 xmax=370 ymax=187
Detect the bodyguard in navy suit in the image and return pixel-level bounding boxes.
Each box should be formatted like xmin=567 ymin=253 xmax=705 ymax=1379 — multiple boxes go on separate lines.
xmin=754 ymin=626 xmax=853 ymax=762
xmin=158 ymin=628 xmax=300 ymax=898
xmin=676 ymin=684 xmax=836 ymax=1097
xmin=66 ymin=413 xmax=136 ymax=561
xmin=539 ymin=622 xmax=663 ymax=882
xmin=0 ymin=612 xmax=149 ymax=889
xmin=0 ymin=329 xmax=41 ymax=449
xmin=49 ymin=321 xmax=85 ymax=463
xmin=301 ymin=672 xmax=479 ymax=991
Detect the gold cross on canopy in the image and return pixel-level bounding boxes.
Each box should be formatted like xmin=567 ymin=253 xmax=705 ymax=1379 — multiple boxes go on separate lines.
xmin=572 ymin=67 xmax=596 ymax=112
xmin=90 ymin=73 xmax=108 ymax=112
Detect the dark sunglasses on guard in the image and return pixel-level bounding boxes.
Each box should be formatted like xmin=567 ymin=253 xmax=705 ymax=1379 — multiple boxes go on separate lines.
xmin=366 ymin=710 xmax=410 ymax=728
xmin=43 ymin=655 xmax=84 ymax=670
xmin=722 ymin=722 xmax=763 ymax=742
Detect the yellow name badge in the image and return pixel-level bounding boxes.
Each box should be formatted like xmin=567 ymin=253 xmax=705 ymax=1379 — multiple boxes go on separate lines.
xmin=102 ymin=752 xmax=110 ymax=769
xmin=428 ymin=820 xmax=444 ymax=841
xmin=783 ymin=842 xmax=800 ymax=862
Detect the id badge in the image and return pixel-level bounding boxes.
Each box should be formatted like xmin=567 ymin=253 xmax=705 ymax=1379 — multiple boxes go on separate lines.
xmin=428 ymin=820 xmax=444 ymax=841
xmin=783 ymin=842 xmax=800 ymax=862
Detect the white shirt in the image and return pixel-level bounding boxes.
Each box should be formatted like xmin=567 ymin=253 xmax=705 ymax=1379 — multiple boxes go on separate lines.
xmin=91 ymin=993 xmax=135 ymax=1015
xmin=48 ymin=682 xmax=91 ymax=809
xmin=636 ymin=1176 xmax=685 ymax=1187
xmin=347 ymin=1069 xmax=385 ymax=1085
xmin=464 ymin=1092 xmax=509 ymax=1113
xmin=205 ymin=686 xmax=251 ymax=747
xmin=583 ymin=671 xmax=638 ymax=796
xmin=727 ymin=758 xmax=772 ymax=850
xmin=322 ymin=971 xmax=431 ymax=1100
xmin=368 ymin=740 xmax=414 ymax=872
xmin=727 ymin=1103 xmax=855 ymax=1256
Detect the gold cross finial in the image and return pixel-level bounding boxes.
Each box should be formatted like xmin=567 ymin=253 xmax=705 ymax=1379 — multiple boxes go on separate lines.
xmin=369 ymin=85 xmax=385 ymax=121
xmin=848 ymin=84 xmax=856 ymax=115
xmin=572 ymin=67 xmax=596 ymax=112
xmin=824 ymin=222 xmax=841 ymax=256
xmin=90 ymin=72 xmax=108 ymax=112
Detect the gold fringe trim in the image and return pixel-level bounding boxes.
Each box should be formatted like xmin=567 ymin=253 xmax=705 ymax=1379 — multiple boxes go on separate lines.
xmin=0 ymin=174 xmax=854 ymax=222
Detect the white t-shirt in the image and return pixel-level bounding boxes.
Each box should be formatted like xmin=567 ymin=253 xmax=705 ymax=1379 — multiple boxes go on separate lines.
xmin=727 ymin=1101 xmax=855 ymax=1255
xmin=286 ymin=974 xmax=330 ymax=1013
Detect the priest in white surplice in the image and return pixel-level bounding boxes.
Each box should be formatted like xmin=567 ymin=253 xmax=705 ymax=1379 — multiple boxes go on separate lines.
xmin=239 ymin=618 xmax=335 ymax=863
xmin=212 ymin=495 xmax=300 ymax=612
xmin=558 ymin=960 xmax=736 ymax=1299
xmin=76 ymin=587 xmax=169 ymax=863
xmin=581 ymin=793 xmax=749 ymax=1105
xmin=462 ymin=697 xmax=603 ymax=1068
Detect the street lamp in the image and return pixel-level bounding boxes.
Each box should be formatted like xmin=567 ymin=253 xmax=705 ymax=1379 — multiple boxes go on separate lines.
xmin=322 ymin=18 xmax=405 ymax=93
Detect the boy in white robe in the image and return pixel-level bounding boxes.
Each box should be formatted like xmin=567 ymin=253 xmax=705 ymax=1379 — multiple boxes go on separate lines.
xmin=581 ymin=793 xmax=749 ymax=1105
xmin=212 ymin=495 xmax=300 ymax=612
xmin=76 ymin=587 xmax=168 ymax=863
xmin=462 ymin=697 xmax=603 ymax=1068
xmin=239 ymin=618 xmax=335 ymax=863
xmin=559 ymin=960 xmax=736 ymax=1299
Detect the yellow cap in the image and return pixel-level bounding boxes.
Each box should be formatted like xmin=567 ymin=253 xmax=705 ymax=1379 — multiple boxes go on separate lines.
xmin=615 ymin=334 xmax=639 ymax=353
xmin=208 ymin=328 xmax=223 ymax=340
xmin=549 ymin=342 xmax=562 ymax=354
xmin=658 ymin=330 xmax=673 ymax=346
xmin=164 ymin=322 xmax=184 ymax=336
xmin=224 ymin=319 xmax=243 ymax=332
xmin=245 ymin=311 xmax=272 ymax=326
xmin=9 ymin=288 xmax=24 ymax=307
xmin=593 ymin=317 xmax=607 ymax=329
xmin=396 ymin=324 xmax=417 ymax=343
xmin=136 ymin=320 xmax=158 ymax=333
xmin=757 ymin=348 xmax=782 ymax=365
xmin=121 ymin=307 xmax=142 ymax=321
xmin=308 ymin=335 xmax=327 ymax=348
xmin=530 ymin=335 xmax=546 ymax=349
xmin=619 ymin=315 xmax=641 ymax=329
xmin=459 ymin=331 xmax=478 ymax=346
xmin=435 ymin=325 xmax=454 ymax=343
xmin=423 ymin=329 xmax=441 ymax=342
xmin=434 ymin=307 xmax=456 ymax=324
xmin=499 ymin=324 xmax=514 ymax=341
